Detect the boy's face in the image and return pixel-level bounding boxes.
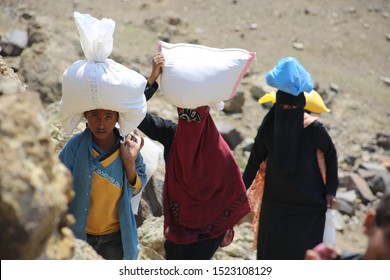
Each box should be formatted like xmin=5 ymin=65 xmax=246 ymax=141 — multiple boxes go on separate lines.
xmin=85 ymin=109 xmax=118 ymax=140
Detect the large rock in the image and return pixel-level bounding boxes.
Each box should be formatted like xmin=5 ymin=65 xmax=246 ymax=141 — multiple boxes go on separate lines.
xmin=339 ymin=172 xmax=375 ymax=204
xmin=216 ymin=122 xmax=243 ymax=150
xmin=18 ymin=15 xmax=79 ymax=103
xmin=138 ymin=216 xmax=165 ymax=259
xmin=0 ymin=57 xmax=73 ymax=259
xmin=0 ymin=28 xmax=28 ymax=57
xmin=223 ymin=91 xmax=245 ymax=113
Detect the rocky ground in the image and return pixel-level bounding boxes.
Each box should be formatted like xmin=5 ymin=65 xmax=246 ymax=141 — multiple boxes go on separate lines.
xmin=1 ymin=0 xmax=390 ymax=259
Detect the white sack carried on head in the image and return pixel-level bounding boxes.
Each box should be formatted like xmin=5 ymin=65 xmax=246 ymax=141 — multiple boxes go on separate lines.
xmin=159 ymin=41 xmax=255 ymax=109
xmin=59 ymin=12 xmax=147 ymax=136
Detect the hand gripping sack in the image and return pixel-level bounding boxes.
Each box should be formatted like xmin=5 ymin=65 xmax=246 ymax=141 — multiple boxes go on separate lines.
xmin=59 ymin=12 xmax=147 ymax=136
xmin=158 ymin=41 xmax=255 ymax=109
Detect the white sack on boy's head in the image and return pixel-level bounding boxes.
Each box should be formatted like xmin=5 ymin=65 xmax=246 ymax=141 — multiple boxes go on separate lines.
xmin=59 ymin=12 xmax=147 ymax=136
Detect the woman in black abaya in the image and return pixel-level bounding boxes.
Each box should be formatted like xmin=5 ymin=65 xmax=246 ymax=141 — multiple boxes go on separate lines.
xmin=243 ymin=57 xmax=339 ymax=260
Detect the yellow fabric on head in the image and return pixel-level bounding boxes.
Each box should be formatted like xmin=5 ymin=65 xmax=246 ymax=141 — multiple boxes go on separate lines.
xmin=258 ymin=91 xmax=277 ymax=104
xmin=258 ymin=90 xmax=330 ymax=113
xmin=305 ymin=90 xmax=331 ymax=113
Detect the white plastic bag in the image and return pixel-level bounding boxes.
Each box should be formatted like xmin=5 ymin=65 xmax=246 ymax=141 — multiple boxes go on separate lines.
xmin=265 ymin=56 xmax=313 ymax=96
xmin=159 ymin=41 xmax=255 ymax=109
xmin=323 ymin=209 xmax=336 ymax=246
xmin=59 ymin=12 xmax=147 ymax=136
xmin=131 ymin=137 xmax=163 ymax=214
xmin=74 ymin=11 xmax=115 ymax=62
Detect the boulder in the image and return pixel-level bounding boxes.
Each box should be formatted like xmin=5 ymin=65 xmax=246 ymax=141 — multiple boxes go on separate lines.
xmin=0 ymin=57 xmax=73 ymax=259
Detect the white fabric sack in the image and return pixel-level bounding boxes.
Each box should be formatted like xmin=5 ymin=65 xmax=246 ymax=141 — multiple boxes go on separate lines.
xmin=159 ymin=41 xmax=255 ymax=109
xmin=323 ymin=208 xmax=336 ymax=246
xmin=131 ymin=136 xmax=163 ymax=214
xmin=59 ymin=12 xmax=147 ymax=136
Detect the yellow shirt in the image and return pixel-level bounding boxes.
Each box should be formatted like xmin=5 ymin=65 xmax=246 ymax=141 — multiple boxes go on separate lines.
xmin=86 ymin=148 xmax=141 ymax=235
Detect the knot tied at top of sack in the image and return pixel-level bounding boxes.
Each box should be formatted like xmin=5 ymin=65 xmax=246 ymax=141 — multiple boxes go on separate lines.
xmin=74 ymin=11 xmax=115 ymax=62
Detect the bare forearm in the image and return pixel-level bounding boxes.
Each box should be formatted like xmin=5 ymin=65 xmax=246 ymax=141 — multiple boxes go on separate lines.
xmin=123 ymin=161 xmax=137 ymax=185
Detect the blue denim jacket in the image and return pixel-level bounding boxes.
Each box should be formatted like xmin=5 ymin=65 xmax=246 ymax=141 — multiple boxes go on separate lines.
xmin=59 ymin=128 xmax=146 ymax=260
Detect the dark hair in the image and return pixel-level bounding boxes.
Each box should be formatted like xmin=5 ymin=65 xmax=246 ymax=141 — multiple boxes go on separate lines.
xmin=375 ymin=192 xmax=390 ymax=227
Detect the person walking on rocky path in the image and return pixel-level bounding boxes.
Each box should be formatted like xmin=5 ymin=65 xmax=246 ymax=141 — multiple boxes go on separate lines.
xmin=138 ymin=53 xmax=251 ymax=260
xmin=243 ymin=57 xmax=339 ymax=260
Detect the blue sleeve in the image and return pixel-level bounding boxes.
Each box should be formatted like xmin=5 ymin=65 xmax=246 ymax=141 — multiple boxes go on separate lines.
xmin=135 ymin=153 xmax=147 ymax=190
xmin=59 ymin=138 xmax=77 ymax=172
xmin=123 ymin=153 xmax=147 ymax=197
xmin=58 ymin=132 xmax=85 ymax=173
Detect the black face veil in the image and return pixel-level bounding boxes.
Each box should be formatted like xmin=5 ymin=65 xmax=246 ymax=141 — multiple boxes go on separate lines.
xmin=273 ymin=90 xmax=306 ymax=172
